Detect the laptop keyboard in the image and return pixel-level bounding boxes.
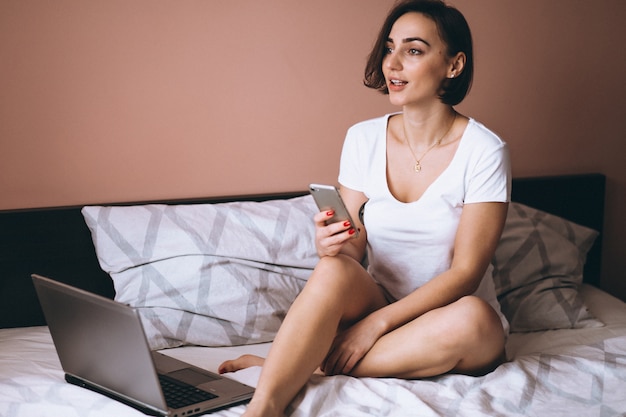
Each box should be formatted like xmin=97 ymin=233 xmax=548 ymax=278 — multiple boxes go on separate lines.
xmin=158 ymin=374 xmax=218 ymax=409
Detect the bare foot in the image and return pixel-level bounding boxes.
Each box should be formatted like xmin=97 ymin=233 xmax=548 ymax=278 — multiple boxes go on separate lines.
xmin=218 ymin=354 xmax=265 ymax=374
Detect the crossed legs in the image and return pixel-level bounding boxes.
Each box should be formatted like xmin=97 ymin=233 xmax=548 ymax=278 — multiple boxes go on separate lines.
xmin=218 ymin=255 xmax=505 ymax=416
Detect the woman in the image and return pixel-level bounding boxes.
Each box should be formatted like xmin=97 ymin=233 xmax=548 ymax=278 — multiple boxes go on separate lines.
xmin=219 ymin=1 xmax=511 ymax=415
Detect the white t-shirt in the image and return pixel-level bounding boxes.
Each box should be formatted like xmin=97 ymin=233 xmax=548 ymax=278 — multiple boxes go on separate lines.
xmin=338 ymin=114 xmax=511 ymax=331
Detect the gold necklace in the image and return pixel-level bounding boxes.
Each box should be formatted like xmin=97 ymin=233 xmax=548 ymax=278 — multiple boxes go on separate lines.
xmin=404 ymin=113 xmax=456 ymax=173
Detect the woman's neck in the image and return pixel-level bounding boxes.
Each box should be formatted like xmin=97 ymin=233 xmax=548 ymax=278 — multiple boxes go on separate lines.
xmin=400 ymin=105 xmax=457 ymax=150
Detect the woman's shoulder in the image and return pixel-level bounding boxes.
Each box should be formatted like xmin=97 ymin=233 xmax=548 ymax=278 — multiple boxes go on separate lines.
xmin=340 ymin=114 xmax=399 ymax=162
xmin=347 ymin=113 xmax=397 ymax=134
xmin=465 ymin=118 xmax=507 ymax=148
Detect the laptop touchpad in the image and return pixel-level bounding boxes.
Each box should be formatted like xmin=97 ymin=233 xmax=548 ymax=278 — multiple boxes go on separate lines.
xmin=168 ymin=368 xmax=219 ymax=386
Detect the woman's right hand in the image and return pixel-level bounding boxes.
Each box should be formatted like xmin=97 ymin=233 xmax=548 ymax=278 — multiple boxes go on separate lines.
xmin=314 ymin=210 xmax=357 ymax=258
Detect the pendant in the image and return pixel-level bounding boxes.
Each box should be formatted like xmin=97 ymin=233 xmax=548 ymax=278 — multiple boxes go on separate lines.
xmin=414 ymin=161 xmax=422 ymax=173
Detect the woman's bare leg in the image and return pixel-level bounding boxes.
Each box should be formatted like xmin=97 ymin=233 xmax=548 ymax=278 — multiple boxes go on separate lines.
xmin=230 ymin=255 xmax=387 ymax=417
xmin=219 ymin=261 xmax=505 ymax=416
xmin=348 ymin=295 xmax=506 ymax=379
xmin=219 ymin=296 xmax=505 ymax=377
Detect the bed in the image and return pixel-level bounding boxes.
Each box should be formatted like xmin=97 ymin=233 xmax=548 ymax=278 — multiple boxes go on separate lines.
xmin=1 ymin=173 xmax=625 ymax=416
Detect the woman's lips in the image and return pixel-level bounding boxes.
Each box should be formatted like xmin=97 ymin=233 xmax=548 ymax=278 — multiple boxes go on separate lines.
xmin=388 ymin=79 xmax=408 ymax=91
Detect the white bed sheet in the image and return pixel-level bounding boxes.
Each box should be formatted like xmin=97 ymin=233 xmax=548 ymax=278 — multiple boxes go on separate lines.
xmin=1 ymin=284 xmax=625 ymax=417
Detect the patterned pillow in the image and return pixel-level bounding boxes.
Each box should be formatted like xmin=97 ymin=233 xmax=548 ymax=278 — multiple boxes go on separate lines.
xmin=492 ymin=202 xmax=603 ymax=332
xmin=82 ymin=196 xmax=318 ymax=349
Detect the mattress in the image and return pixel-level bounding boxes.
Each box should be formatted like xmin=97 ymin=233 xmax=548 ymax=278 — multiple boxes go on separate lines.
xmin=1 ymin=284 xmax=625 ymax=417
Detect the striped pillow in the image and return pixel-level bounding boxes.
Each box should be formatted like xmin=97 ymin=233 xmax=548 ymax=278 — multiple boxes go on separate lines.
xmin=492 ymin=202 xmax=603 ymax=332
xmin=82 ymin=196 xmax=318 ymax=349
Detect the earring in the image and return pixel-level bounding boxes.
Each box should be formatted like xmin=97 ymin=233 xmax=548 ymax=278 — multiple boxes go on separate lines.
xmin=449 ymin=73 xmax=455 ymax=78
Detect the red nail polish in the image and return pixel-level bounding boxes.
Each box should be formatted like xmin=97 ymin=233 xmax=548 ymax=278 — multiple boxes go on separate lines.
xmin=349 ymin=228 xmax=356 ymax=235
xmin=343 ymin=221 xmax=351 ymax=227
xmin=326 ymin=210 xmax=334 ymax=216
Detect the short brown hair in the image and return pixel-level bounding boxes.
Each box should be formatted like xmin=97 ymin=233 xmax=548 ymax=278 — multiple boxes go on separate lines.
xmin=363 ymin=0 xmax=473 ymax=106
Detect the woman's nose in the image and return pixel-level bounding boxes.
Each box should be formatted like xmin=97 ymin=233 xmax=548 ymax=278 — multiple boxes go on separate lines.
xmin=384 ymin=52 xmax=401 ymax=70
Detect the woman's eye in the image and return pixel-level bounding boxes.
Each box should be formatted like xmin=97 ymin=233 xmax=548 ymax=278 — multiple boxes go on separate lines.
xmin=408 ymin=48 xmax=421 ymax=55
xmin=384 ymin=46 xmax=393 ymax=54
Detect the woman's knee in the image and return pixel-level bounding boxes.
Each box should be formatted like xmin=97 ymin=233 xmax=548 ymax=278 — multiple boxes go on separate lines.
xmin=438 ymin=296 xmax=505 ymax=354
xmin=305 ymin=255 xmax=386 ymax=320
xmin=448 ymin=296 xmax=506 ymax=373
xmin=308 ymin=255 xmax=366 ymax=292
xmin=454 ymin=296 xmax=493 ymax=318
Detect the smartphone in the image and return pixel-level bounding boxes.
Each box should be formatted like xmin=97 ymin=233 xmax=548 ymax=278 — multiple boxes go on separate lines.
xmin=309 ymin=184 xmax=359 ymax=237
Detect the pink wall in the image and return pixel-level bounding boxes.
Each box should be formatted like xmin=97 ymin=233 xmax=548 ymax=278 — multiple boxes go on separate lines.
xmin=1 ymin=1 xmax=625 ymax=299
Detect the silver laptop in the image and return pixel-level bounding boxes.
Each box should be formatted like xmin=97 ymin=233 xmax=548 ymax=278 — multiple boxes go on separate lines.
xmin=32 ymin=274 xmax=254 ymax=416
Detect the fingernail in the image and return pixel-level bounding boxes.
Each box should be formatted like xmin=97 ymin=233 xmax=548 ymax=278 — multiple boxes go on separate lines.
xmin=326 ymin=210 xmax=334 ymax=216
xmin=349 ymin=228 xmax=356 ymax=235
xmin=343 ymin=221 xmax=351 ymax=227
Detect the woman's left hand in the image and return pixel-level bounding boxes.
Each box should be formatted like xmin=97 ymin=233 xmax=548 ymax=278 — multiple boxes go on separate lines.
xmin=321 ymin=316 xmax=384 ymax=376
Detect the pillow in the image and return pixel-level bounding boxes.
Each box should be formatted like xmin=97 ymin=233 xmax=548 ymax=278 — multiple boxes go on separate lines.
xmin=82 ymin=195 xmax=318 ymax=349
xmin=492 ymin=202 xmax=603 ymax=332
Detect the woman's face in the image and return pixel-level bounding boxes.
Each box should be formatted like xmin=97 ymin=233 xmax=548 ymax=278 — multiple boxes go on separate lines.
xmin=383 ymin=12 xmax=454 ymax=108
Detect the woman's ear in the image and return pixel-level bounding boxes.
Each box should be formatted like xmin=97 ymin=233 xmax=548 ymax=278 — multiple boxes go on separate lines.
xmin=448 ymin=52 xmax=466 ymax=79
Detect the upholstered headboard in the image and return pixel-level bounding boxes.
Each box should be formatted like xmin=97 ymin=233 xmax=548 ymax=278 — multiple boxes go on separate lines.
xmin=0 ymin=174 xmax=605 ymax=329
xmin=509 ymin=173 xmax=605 ymax=288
